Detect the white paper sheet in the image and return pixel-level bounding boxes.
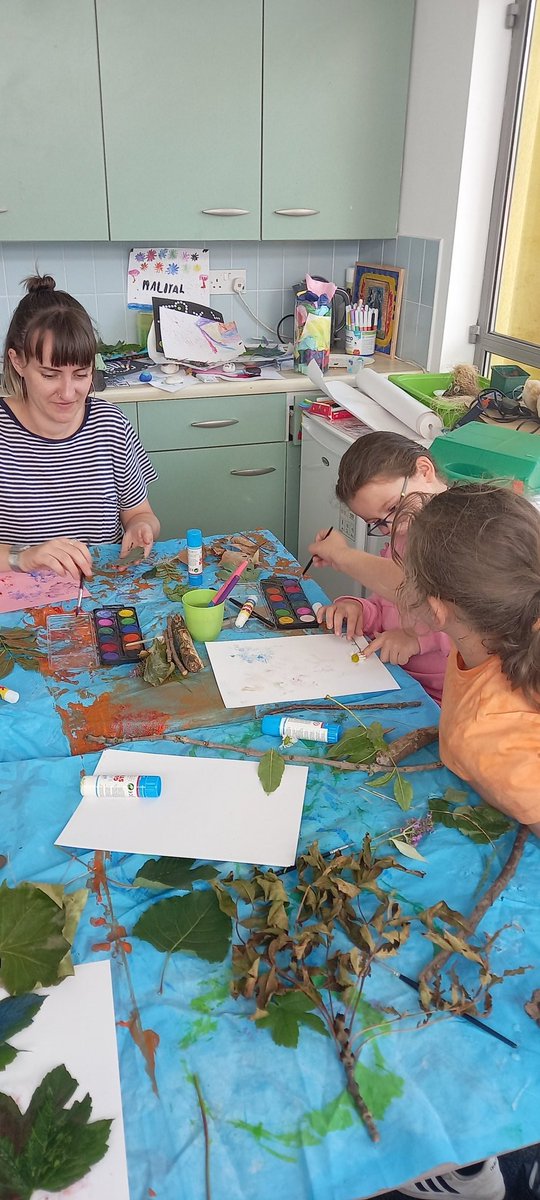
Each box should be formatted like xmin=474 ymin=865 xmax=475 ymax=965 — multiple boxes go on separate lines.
xmin=307 ymin=361 xmax=442 ymax=445
xmin=56 ymin=750 xmax=308 ymax=868
xmin=206 ymin=633 xmax=399 ymax=709
xmin=1 ymin=960 xmax=129 ymax=1200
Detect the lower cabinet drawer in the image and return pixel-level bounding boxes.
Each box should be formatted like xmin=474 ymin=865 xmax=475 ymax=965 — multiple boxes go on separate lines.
xmin=148 ymin=442 xmax=286 ymax=541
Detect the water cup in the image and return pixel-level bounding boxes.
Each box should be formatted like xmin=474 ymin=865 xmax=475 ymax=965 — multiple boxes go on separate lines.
xmin=182 ymin=589 xmax=224 ymax=642
xmin=345 ymin=327 xmax=377 ymax=358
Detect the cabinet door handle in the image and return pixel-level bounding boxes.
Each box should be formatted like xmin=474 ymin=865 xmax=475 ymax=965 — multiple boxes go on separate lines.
xmin=274 ymin=208 xmax=319 ymax=217
xmin=201 ymin=208 xmax=250 ymax=216
xmin=0 ymin=208 xmax=8 ymax=213
xmin=230 ymin=467 xmax=276 ymax=477
xmin=190 ymin=418 xmax=239 ymax=429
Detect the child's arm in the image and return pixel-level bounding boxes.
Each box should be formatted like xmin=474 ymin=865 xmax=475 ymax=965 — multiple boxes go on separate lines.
xmin=308 ymin=530 xmax=403 ymax=600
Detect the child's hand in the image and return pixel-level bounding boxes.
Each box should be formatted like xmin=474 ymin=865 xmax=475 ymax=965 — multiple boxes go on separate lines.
xmin=363 ymin=628 xmax=420 ymax=666
xmin=308 ymin=529 xmax=351 ymax=572
xmin=317 ymin=600 xmax=364 ymax=639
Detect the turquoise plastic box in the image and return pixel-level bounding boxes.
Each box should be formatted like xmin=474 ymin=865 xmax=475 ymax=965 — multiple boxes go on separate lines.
xmin=430 ymin=423 xmax=540 ymax=492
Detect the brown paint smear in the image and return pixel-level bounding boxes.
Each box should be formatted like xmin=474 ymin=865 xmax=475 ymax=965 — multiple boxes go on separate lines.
xmin=117 ymin=1012 xmax=160 ymax=1095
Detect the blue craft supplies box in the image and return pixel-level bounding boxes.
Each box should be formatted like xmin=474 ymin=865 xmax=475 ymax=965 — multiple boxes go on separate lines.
xmin=430 ymin=423 xmax=540 ymax=493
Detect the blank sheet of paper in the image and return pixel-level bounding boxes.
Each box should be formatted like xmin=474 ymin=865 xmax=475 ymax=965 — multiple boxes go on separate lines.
xmin=1 ymin=960 xmax=129 ymax=1200
xmin=206 ymin=633 xmax=399 ymax=709
xmin=56 ymin=749 xmax=308 ymax=868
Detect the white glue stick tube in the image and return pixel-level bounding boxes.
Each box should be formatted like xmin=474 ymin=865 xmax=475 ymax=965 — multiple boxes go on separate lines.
xmin=80 ymin=774 xmax=161 ymax=799
xmin=234 ymin=594 xmax=258 ymax=628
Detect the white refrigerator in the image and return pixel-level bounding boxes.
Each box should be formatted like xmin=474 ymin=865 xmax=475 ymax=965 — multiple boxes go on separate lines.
xmin=297 ymin=413 xmax=387 ymax=602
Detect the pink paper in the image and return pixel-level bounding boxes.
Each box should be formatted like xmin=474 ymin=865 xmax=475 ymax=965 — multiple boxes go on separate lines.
xmin=0 ymin=570 xmax=90 ymax=614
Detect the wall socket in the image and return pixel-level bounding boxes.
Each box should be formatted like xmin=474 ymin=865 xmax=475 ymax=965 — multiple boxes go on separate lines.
xmin=209 ymin=269 xmax=246 ymax=294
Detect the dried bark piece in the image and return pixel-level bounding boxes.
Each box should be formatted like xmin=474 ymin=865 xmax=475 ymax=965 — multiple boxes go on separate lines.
xmin=170 ymin=613 xmax=204 ymax=673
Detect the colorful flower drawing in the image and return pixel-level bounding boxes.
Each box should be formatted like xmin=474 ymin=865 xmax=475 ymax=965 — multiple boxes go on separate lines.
xmin=146 ymin=249 xmax=157 ymax=262
xmin=182 ymin=251 xmax=191 ymax=261
xmin=169 ymin=249 xmax=178 ymax=258
xmin=166 ymin=263 xmax=179 ymax=276
xmin=159 ymin=248 xmax=168 ymax=258
xmin=140 ymin=261 xmax=148 ymax=271
xmin=135 ymin=252 xmax=145 ymax=262
xmin=155 ymin=261 xmax=164 ymax=272
xmin=191 ymin=253 xmax=199 ymax=261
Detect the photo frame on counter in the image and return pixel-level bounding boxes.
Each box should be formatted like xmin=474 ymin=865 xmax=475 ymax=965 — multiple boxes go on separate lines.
xmin=352 ymin=263 xmax=405 ymax=357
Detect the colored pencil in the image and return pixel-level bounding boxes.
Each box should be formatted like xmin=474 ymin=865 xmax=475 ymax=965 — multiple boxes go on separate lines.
xmin=211 ymin=558 xmax=249 ymax=606
xmin=301 ymin=525 xmax=333 ymax=578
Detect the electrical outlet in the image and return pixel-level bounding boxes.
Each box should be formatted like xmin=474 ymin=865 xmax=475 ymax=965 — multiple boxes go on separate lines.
xmin=209 ymin=269 xmax=246 ymax=294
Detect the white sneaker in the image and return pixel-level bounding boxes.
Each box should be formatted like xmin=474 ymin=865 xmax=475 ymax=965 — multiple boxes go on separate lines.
xmin=398 ymin=1156 xmax=505 ymax=1199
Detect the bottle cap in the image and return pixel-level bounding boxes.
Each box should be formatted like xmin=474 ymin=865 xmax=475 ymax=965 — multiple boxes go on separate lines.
xmin=139 ymin=371 xmax=152 ymax=382
xmin=139 ymin=775 xmax=162 ymax=798
xmin=261 ymin=715 xmax=284 ymax=737
xmin=187 ymin=528 xmax=202 ymax=547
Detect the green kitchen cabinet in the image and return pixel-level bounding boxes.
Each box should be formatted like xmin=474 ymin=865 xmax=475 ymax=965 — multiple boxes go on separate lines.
xmin=0 ymin=0 xmax=108 ymax=240
xmin=262 ymin=0 xmax=414 ymax=240
xmin=137 ymin=392 xmax=286 ymax=452
xmin=147 ymin=442 xmax=286 ymax=541
xmin=96 ymin=0 xmax=262 ymax=241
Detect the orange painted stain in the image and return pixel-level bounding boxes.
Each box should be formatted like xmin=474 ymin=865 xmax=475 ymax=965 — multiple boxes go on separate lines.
xmin=91 ymin=941 xmax=111 ymax=953
xmin=148 ymin=1190 xmax=157 ymax=1197
xmin=55 ymin=688 xmax=170 ymax=755
xmin=90 ymin=916 xmax=107 ymax=927
xmin=118 ymin=1012 xmax=160 ymax=1094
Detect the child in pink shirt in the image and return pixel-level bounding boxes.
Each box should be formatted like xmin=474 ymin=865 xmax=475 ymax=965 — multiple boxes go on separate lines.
xmin=308 ymin=431 xmax=450 ymax=703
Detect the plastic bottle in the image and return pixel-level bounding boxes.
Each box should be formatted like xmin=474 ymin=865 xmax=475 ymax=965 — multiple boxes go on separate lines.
xmin=187 ymin=528 xmax=203 ymax=587
xmin=261 ymin=715 xmax=340 ymax=744
xmin=80 ymin=774 xmax=162 ymax=799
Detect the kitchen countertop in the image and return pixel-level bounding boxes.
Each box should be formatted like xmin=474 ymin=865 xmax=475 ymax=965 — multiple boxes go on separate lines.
xmin=97 ymin=355 xmax=416 ymax=404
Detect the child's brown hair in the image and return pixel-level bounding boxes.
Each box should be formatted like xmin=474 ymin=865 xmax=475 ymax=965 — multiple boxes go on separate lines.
xmin=398 ymin=484 xmax=540 ymax=707
xmin=336 ymin=431 xmax=441 ymax=505
xmin=3 ymin=274 xmax=96 ymax=401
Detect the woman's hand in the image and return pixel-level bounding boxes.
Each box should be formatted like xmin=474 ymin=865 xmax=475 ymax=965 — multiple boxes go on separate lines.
xmin=307 ymin=529 xmax=351 ymax=573
xmin=18 ymin=539 xmax=92 ymax=582
xmin=317 ymin=599 xmax=364 ymax=639
xmin=363 ymin=628 xmax=420 ymax=666
xmin=120 ymin=519 xmax=155 ymax=559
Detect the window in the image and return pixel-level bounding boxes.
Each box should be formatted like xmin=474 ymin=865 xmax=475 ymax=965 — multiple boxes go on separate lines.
xmin=474 ymin=0 xmax=540 ymax=380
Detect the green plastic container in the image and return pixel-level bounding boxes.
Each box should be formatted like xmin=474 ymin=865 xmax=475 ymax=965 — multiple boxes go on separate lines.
xmin=182 ymin=589 xmax=225 ymax=642
xmin=388 ymin=372 xmax=490 ymax=430
xmin=430 ymin=423 xmax=540 ymax=492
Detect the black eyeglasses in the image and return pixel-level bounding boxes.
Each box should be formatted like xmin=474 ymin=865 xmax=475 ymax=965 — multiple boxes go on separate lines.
xmin=366 ymin=477 xmax=409 ymax=537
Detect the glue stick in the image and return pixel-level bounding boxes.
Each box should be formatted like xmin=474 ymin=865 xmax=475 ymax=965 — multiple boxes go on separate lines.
xmin=187 ymin=528 xmax=203 ymax=587
xmin=0 ymin=685 xmax=19 ymax=704
xmin=261 ymin=715 xmax=340 ymax=744
xmin=80 ymin=774 xmax=162 ymax=799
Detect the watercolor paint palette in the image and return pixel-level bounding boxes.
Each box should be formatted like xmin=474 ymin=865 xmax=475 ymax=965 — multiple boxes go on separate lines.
xmin=260 ymin=577 xmax=318 ymax=630
xmin=92 ymin=606 xmax=145 ymax=666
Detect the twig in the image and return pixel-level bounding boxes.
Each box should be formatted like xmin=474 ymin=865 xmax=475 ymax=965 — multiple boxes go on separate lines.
xmin=334 ymin=1014 xmax=379 ymax=1142
xmin=418 ymin=824 xmax=529 ymax=991
xmin=261 ymin=700 xmax=422 ymax=715
xmin=166 ymin=734 xmax=442 ymax=775
xmin=192 ymin=1073 xmax=212 ymax=1200
xmin=374 ymin=726 xmax=439 ymax=767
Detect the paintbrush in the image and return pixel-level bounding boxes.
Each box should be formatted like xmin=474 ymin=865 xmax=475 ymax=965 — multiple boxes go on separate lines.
xmin=301 ymin=525 xmax=333 ymax=578
xmin=75 ymin=571 xmax=84 ymax=617
xmin=275 ymin=842 xmax=353 ymax=877
xmin=376 ymin=961 xmax=517 ymax=1049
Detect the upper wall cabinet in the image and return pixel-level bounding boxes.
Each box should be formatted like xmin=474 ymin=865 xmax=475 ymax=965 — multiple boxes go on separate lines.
xmin=97 ymin=0 xmax=262 ymax=241
xmin=262 ymin=0 xmax=414 ymax=240
xmin=0 ymin=0 xmax=109 ymax=240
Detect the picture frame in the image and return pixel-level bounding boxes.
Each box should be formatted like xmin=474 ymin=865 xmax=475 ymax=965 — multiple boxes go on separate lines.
xmin=352 ymin=263 xmax=405 ymax=357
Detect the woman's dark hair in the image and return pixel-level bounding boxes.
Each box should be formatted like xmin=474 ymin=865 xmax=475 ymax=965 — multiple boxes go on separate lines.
xmin=3 ymin=274 xmax=97 ymax=400
xmin=336 ymin=431 xmax=441 ymax=504
xmin=400 ymin=483 xmax=540 ymax=707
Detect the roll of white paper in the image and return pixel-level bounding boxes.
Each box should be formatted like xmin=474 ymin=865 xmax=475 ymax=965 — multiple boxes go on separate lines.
xmin=306 ymin=361 xmax=443 ymax=447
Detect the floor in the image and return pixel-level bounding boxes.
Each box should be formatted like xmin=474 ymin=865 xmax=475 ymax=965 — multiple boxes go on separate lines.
xmin=377 ymin=1144 xmax=540 ymax=1198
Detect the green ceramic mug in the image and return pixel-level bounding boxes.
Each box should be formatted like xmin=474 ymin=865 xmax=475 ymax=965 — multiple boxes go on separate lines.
xmin=182 ymin=589 xmax=225 ymax=642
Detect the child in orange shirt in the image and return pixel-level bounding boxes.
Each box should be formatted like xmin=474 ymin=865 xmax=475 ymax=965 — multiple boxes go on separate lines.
xmin=398 ymin=484 xmax=540 ymax=832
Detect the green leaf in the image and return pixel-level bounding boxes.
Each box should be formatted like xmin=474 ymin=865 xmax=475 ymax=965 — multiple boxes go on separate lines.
xmin=134 ymin=857 xmax=218 ymax=891
xmin=365 ymin=722 xmax=388 ymax=752
xmin=0 ymin=883 xmax=70 ymax=995
xmin=0 ymin=629 xmax=42 ymax=681
xmin=0 ymin=995 xmax=46 ymax=1072
xmin=257 ymin=991 xmax=328 ymax=1048
xmin=393 ymin=775 xmax=414 ymax=811
xmin=389 ymin=838 xmax=426 ymax=863
xmin=142 ymin=638 xmax=176 ymax=687
xmin=0 ymin=1064 xmax=111 ymax=1197
xmin=113 ymin=545 xmax=145 ymax=568
xmin=133 ymin=889 xmax=232 ymax=963
xmin=31 ymin=885 xmax=87 ymax=981
xmin=258 ymin=750 xmax=285 ymax=795
xmin=444 ymin=787 xmax=468 ymax=806
xmin=327 ymin=729 xmax=376 ymax=764
xmin=366 ymin=771 xmax=395 ymax=788
xmin=429 ymin=798 xmax=513 ymax=843
xmin=163 ymin=580 xmax=190 ymax=603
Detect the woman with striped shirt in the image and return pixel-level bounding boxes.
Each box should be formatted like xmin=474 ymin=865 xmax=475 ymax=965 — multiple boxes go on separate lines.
xmin=1 ymin=275 xmax=160 ymax=580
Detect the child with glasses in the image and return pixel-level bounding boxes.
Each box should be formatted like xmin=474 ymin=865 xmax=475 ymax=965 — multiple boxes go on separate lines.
xmin=308 ymin=431 xmax=449 ymax=702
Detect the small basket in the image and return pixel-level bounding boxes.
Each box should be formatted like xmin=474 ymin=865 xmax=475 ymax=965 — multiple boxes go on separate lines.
xmin=388 ymin=372 xmax=491 ymax=430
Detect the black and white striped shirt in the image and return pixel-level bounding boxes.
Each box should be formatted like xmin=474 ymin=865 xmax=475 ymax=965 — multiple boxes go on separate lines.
xmin=0 ymin=397 xmax=158 ymax=545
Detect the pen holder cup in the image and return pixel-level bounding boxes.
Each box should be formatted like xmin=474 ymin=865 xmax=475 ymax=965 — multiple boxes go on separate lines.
xmin=182 ymin=590 xmax=225 ymax=642
xmin=293 ymin=300 xmax=331 ymax=375
xmin=345 ymin=328 xmax=377 ymax=358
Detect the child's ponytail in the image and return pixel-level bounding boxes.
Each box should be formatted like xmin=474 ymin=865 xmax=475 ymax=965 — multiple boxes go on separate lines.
xmin=398 ymin=484 xmax=540 ymax=709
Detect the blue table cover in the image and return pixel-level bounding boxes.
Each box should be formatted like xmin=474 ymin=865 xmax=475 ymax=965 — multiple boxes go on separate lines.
xmin=0 ymin=535 xmax=538 ymax=1199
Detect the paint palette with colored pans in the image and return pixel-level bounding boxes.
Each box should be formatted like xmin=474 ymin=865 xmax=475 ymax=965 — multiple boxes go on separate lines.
xmin=92 ymin=606 xmax=145 ymax=666
xmin=260 ymin=577 xmax=318 ymax=630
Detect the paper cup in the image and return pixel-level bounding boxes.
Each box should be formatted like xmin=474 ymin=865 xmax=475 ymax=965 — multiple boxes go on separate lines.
xmin=182 ymin=589 xmax=224 ymax=641
xmin=345 ymin=328 xmax=377 ymax=357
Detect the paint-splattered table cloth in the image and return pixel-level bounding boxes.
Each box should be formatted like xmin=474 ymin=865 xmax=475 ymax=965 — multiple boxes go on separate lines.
xmin=0 ymin=534 xmax=539 ymax=1199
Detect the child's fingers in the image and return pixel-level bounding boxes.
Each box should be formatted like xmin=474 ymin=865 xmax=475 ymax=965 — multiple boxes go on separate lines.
xmin=362 ymin=633 xmax=384 ymax=659
xmin=346 ymin=611 xmax=362 ymax=639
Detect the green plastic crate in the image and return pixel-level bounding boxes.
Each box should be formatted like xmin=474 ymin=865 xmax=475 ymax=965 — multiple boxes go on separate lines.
xmin=430 ymin=423 xmax=540 ymax=492
xmin=388 ymin=371 xmax=490 ymax=430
